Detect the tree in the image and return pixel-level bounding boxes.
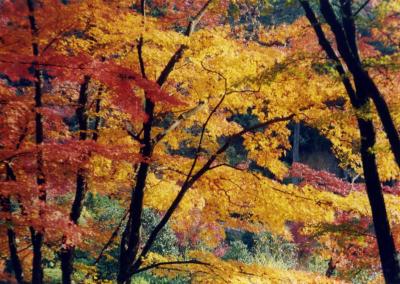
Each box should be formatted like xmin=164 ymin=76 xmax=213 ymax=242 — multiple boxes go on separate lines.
xmin=1 ymin=0 xmax=400 ymax=283
xmin=299 ymin=0 xmax=400 ymax=281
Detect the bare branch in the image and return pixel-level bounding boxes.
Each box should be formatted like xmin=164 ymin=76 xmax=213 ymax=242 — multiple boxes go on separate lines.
xmin=137 ymin=36 xmax=147 ymax=79
xmin=353 ymin=0 xmax=370 ymax=17
xmin=185 ymin=0 xmax=215 ymax=36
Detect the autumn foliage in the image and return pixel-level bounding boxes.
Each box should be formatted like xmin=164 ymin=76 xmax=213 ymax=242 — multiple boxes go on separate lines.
xmin=1 ymin=0 xmax=400 ymax=283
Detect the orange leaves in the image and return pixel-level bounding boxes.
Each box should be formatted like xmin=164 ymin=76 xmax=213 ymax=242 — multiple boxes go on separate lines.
xmin=0 ymin=51 xmax=184 ymax=122
xmin=139 ymin=0 xmax=230 ymax=29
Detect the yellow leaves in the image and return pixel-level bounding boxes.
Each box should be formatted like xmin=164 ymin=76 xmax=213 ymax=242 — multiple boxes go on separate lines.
xmin=143 ymin=156 xmax=398 ymax=243
xmin=144 ymin=172 xmax=180 ymax=211
xmin=146 ymin=251 xmax=347 ymax=284
xmin=208 ymin=112 xmax=243 ymax=137
xmin=243 ymin=122 xmax=290 ymax=179
xmin=142 ymin=252 xmax=173 ymax=267
xmin=74 ymin=263 xmax=112 ymax=284
xmin=89 ymin=155 xmax=133 ymax=195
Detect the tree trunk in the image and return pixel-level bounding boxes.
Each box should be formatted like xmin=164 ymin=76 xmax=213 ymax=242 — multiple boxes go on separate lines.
xmin=27 ymin=0 xmax=45 ymax=281
xmin=60 ymin=76 xmax=91 ymax=284
xmin=300 ymin=1 xmax=400 ymax=282
xmin=325 ymin=257 xmax=336 ymax=277
xmin=117 ymin=99 xmax=154 ymax=284
xmin=292 ymin=123 xmax=300 ymax=184
xmin=7 ymin=227 xmax=25 ymax=283
xmin=30 ymin=227 xmax=43 ymax=284
xmin=116 ymin=2 xmax=214 ymax=281
xmin=3 ymin=164 xmax=25 ymax=283
xmin=357 ymin=115 xmax=400 ymax=283
xmin=318 ymin=0 xmax=400 ymax=169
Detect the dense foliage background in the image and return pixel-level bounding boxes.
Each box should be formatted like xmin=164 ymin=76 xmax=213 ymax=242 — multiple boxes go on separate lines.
xmin=1 ymin=0 xmax=400 ymax=283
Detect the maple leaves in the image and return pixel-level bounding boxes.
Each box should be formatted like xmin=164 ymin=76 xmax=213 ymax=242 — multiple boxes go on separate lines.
xmin=1 ymin=0 xmax=400 ymax=283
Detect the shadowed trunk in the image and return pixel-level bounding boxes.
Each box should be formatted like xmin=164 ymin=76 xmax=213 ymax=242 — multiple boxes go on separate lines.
xmin=358 ymin=113 xmax=400 ymax=283
xmin=60 ymin=76 xmax=92 ymax=284
xmin=325 ymin=257 xmax=336 ymax=277
xmin=292 ymin=123 xmax=300 ymax=184
xmin=3 ymin=164 xmax=25 ymax=284
xmin=117 ymin=1 xmax=214 ymax=282
xmin=118 ymin=97 xmax=154 ymax=284
xmin=300 ymin=1 xmax=400 ymax=282
xmin=27 ymin=0 xmax=45 ymax=282
xmin=318 ymin=0 xmax=400 ymax=169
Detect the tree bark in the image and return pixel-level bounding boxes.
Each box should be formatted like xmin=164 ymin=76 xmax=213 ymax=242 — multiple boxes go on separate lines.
xmin=118 ymin=98 xmax=154 ymax=284
xmin=319 ymin=0 xmax=400 ymax=170
xmin=117 ymin=2 xmax=215 ymax=282
xmin=300 ymin=1 xmax=400 ymax=282
xmin=292 ymin=123 xmax=300 ymax=184
xmin=60 ymin=76 xmax=91 ymax=284
xmin=3 ymin=164 xmax=25 ymax=284
xmin=27 ymin=0 xmax=45 ymax=282
xmin=357 ymin=113 xmax=400 ymax=283
xmin=7 ymin=226 xmax=25 ymax=283
xmin=325 ymin=257 xmax=336 ymax=277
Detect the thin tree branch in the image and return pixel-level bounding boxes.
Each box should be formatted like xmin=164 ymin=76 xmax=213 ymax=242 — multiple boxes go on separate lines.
xmin=353 ymin=0 xmax=370 ymax=16
xmin=94 ymin=210 xmax=129 ymax=264
xmin=153 ymin=101 xmax=205 ymax=145
xmin=185 ymin=0 xmax=215 ymax=36
xmin=133 ymin=259 xmax=209 ymax=274
xmin=125 ymin=122 xmax=143 ymax=143
xmin=156 ymin=0 xmax=215 ymax=87
xmin=131 ymin=114 xmax=295 ymax=276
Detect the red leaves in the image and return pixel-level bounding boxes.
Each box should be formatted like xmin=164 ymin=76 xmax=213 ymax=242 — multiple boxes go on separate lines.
xmin=139 ymin=0 xmax=229 ymax=29
xmin=289 ymin=162 xmax=356 ymax=196
xmin=0 ymin=54 xmax=36 ymax=82
xmin=1 ymin=52 xmax=184 ymax=122
xmin=289 ymin=162 xmax=400 ymax=196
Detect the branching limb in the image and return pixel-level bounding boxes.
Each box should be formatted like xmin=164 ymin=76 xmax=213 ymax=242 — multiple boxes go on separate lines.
xmin=125 ymin=122 xmax=143 ymax=143
xmin=131 ymin=114 xmax=295 ymax=276
xmin=157 ymin=0 xmax=216 ymax=87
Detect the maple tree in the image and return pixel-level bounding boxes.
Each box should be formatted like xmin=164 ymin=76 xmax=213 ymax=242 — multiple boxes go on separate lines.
xmin=1 ymin=0 xmax=400 ymax=283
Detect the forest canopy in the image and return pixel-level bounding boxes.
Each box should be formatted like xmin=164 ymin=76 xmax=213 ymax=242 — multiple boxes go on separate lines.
xmin=1 ymin=0 xmax=400 ymax=283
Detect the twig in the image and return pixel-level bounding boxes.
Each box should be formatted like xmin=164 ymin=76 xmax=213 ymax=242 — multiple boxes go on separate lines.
xmin=94 ymin=210 xmax=129 ymax=264
xmin=353 ymin=0 xmax=370 ymax=17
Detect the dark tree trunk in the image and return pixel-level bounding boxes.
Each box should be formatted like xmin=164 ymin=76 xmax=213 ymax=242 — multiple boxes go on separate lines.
xmin=299 ymin=1 xmax=400 ymax=282
xmin=30 ymin=227 xmax=43 ymax=284
xmin=318 ymin=0 xmax=400 ymax=169
xmin=92 ymin=96 xmax=102 ymax=142
xmin=60 ymin=247 xmax=74 ymax=284
xmin=118 ymin=99 xmax=154 ymax=284
xmin=7 ymin=227 xmax=25 ymax=283
xmin=292 ymin=123 xmax=300 ymax=184
xmin=117 ymin=2 xmax=215 ymax=282
xmin=3 ymin=164 xmax=25 ymax=284
xmin=60 ymin=76 xmax=91 ymax=284
xmin=358 ymin=115 xmax=400 ymax=283
xmin=325 ymin=258 xmax=336 ymax=278
xmin=27 ymin=0 xmax=45 ymax=282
